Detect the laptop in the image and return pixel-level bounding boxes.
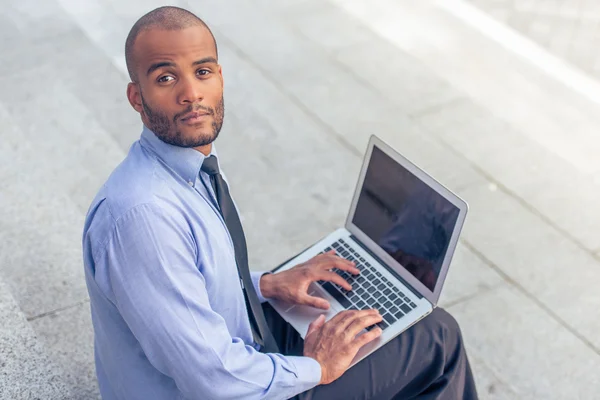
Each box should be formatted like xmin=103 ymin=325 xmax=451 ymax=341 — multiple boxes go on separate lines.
xmin=268 ymin=135 xmax=468 ymax=367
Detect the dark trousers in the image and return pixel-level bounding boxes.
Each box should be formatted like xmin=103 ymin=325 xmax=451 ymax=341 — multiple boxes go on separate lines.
xmin=262 ymin=303 xmax=478 ymax=400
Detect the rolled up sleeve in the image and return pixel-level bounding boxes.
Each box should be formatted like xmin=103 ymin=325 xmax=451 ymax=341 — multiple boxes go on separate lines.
xmin=101 ymin=203 xmax=320 ymax=400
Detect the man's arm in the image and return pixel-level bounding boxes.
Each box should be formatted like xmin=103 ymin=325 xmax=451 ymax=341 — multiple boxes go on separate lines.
xmin=100 ymin=203 xmax=321 ymax=400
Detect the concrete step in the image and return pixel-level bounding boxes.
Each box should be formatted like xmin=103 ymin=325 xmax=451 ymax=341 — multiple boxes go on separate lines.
xmin=0 ymin=275 xmax=71 ymax=399
xmin=0 ymin=94 xmax=125 ymax=398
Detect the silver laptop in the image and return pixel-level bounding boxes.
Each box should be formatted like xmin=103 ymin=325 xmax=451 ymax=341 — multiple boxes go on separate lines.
xmin=268 ymin=135 xmax=468 ymax=367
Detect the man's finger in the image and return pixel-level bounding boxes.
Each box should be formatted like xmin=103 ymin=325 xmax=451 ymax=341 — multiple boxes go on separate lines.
xmin=326 ymin=309 xmax=358 ymax=328
xmin=333 ymin=258 xmax=360 ymax=275
xmin=320 ymin=271 xmax=353 ymax=291
xmin=299 ymin=293 xmax=330 ymax=310
xmin=346 ymin=314 xmax=383 ymax=338
xmin=328 ymin=309 xmax=376 ymax=332
xmin=319 ymin=255 xmax=359 ymax=275
xmin=306 ymin=314 xmax=326 ymax=337
xmin=354 ymin=326 xmax=382 ymax=348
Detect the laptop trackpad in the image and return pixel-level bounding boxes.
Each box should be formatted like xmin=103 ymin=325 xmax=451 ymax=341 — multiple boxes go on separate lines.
xmin=279 ymin=288 xmax=342 ymax=339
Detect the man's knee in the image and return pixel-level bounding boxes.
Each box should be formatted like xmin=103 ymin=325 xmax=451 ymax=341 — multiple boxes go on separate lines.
xmin=427 ymin=308 xmax=462 ymax=333
xmin=415 ymin=307 xmax=465 ymax=353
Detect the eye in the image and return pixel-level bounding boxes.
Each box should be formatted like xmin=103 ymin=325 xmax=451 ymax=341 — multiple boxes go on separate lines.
xmin=197 ymin=68 xmax=211 ymax=76
xmin=157 ymin=75 xmax=174 ymax=83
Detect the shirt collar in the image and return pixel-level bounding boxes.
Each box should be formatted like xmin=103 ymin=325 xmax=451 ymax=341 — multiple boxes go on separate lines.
xmin=139 ymin=125 xmax=220 ymax=186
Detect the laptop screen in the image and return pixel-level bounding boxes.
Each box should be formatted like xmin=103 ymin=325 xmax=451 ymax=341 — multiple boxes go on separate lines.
xmin=351 ymin=146 xmax=460 ymax=292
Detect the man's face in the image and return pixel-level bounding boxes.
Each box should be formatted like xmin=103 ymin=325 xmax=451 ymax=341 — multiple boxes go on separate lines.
xmin=127 ymin=25 xmax=224 ymax=150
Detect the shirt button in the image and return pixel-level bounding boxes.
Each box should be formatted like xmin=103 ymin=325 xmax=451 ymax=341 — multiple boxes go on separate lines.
xmin=188 ymin=181 xmax=193 ymax=186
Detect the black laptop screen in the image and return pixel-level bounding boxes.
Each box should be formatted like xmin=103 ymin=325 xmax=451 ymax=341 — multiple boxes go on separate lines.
xmin=351 ymin=146 xmax=460 ymax=292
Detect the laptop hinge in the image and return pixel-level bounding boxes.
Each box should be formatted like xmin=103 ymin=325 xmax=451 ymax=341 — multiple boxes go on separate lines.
xmin=350 ymin=234 xmax=423 ymax=299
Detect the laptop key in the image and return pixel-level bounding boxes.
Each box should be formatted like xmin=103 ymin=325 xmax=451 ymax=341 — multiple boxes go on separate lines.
xmin=377 ymin=321 xmax=389 ymax=330
xmin=394 ymin=309 xmax=405 ymax=319
xmin=383 ymin=288 xmax=392 ymax=296
xmin=375 ymin=271 xmax=382 ymax=277
xmin=400 ymin=304 xmax=412 ymax=314
xmin=341 ymin=251 xmax=350 ymax=257
xmin=399 ymin=291 xmax=405 ymax=297
xmin=321 ymin=282 xmax=351 ymax=308
xmin=356 ymin=300 xmax=366 ymax=309
xmin=383 ymin=301 xmax=392 ymax=309
xmin=366 ymin=297 xmax=376 ymax=306
xmin=389 ymin=306 xmax=399 ymax=315
xmin=377 ymin=283 xmax=386 ymax=291
xmin=393 ymin=297 xmax=404 ymax=306
xmin=389 ymin=293 xmax=398 ymax=302
xmin=372 ymin=278 xmax=381 ymax=286
xmin=356 ymin=288 xmax=365 ymax=296
xmin=409 ymin=302 xmax=417 ymax=309
xmin=382 ymin=313 xmax=396 ymax=325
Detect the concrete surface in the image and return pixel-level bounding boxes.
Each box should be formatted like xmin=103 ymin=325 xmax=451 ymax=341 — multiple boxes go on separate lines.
xmin=1 ymin=0 xmax=599 ymax=398
xmin=0 ymin=278 xmax=70 ymax=399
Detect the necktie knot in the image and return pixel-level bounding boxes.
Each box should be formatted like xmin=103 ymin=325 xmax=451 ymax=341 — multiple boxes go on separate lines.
xmin=201 ymin=155 xmax=220 ymax=176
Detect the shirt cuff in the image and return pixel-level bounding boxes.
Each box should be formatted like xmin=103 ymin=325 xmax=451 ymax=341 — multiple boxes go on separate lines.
xmin=285 ymin=356 xmax=322 ymax=394
xmin=250 ymin=270 xmax=270 ymax=303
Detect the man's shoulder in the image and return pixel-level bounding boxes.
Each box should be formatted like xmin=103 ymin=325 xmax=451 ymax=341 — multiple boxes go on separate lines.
xmin=84 ymin=142 xmax=182 ymax=239
xmin=97 ymin=143 xmax=162 ymax=219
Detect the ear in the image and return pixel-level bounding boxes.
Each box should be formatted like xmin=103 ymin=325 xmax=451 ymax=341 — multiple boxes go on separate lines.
xmin=218 ymin=64 xmax=224 ymax=90
xmin=126 ymin=82 xmax=143 ymax=114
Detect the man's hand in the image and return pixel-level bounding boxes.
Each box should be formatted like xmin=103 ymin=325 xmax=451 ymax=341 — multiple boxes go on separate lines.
xmin=303 ymin=310 xmax=383 ymax=385
xmin=260 ymin=250 xmax=360 ymax=309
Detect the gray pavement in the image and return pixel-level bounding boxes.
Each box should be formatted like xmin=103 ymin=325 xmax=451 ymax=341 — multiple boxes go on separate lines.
xmin=469 ymin=0 xmax=600 ymax=80
xmin=1 ymin=0 xmax=600 ymax=398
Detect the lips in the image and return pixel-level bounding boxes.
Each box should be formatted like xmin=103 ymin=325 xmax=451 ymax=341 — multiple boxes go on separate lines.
xmin=180 ymin=111 xmax=210 ymax=122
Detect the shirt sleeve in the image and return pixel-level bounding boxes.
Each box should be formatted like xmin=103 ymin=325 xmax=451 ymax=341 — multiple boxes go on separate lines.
xmin=251 ymin=270 xmax=271 ymax=303
xmin=101 ymin=203 xmax=321 ymax=400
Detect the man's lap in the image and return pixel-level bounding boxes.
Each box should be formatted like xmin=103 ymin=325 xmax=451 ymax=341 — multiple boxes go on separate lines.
xmin=262 ymin=303 xmax=472 ymax=400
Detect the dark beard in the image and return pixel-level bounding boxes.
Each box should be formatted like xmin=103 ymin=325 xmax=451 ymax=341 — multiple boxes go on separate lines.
xmin=141 ymin=93 xmax=225 ymax=148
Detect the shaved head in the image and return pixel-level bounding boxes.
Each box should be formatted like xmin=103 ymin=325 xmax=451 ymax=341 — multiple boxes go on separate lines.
xmin=125 ymin=6 xmax=217 ymax=82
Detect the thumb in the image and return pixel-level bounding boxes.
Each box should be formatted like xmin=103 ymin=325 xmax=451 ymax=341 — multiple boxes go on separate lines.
xmin=300 ymin=293 xmax=330 ymax=310
xmin=306 ymin=314 xmax=326 ymax=337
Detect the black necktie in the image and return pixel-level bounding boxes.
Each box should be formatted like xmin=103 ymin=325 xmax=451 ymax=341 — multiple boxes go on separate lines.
xmin=201 ymin=155 xmax=279 ymax=353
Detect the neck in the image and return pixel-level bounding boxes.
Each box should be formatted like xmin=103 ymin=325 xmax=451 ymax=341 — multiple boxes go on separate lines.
xmin=194 ymin=143 xmax=212 ymax=156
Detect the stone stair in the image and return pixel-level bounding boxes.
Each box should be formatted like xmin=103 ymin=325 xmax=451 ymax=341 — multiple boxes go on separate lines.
xmin=0 ymin=277 xmax=71 ymax=399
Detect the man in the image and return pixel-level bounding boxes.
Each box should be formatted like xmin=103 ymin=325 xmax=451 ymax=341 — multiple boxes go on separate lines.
xmin=82 ymin=6 xmax=478 ymax=399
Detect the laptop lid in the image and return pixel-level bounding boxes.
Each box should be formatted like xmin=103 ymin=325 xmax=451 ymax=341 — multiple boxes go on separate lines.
xmin=345 ymin=135 xmax=468 ymax=305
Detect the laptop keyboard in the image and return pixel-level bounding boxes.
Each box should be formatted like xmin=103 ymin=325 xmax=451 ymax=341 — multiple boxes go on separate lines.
xmin=317 ymin=238 xmax=417 ymax=331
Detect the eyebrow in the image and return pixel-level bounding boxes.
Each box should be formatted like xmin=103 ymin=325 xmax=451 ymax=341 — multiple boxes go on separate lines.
xmin=146 ymin=57 xmax=219 ymax=77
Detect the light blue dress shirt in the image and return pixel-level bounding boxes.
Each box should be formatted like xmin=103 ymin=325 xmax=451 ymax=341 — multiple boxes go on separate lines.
xmin=82 ymin=126 xmax=321 ymax=400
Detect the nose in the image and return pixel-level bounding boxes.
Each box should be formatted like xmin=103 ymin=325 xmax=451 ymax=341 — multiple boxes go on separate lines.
xmin=177 ymin=76 xmax=204 ymax=104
